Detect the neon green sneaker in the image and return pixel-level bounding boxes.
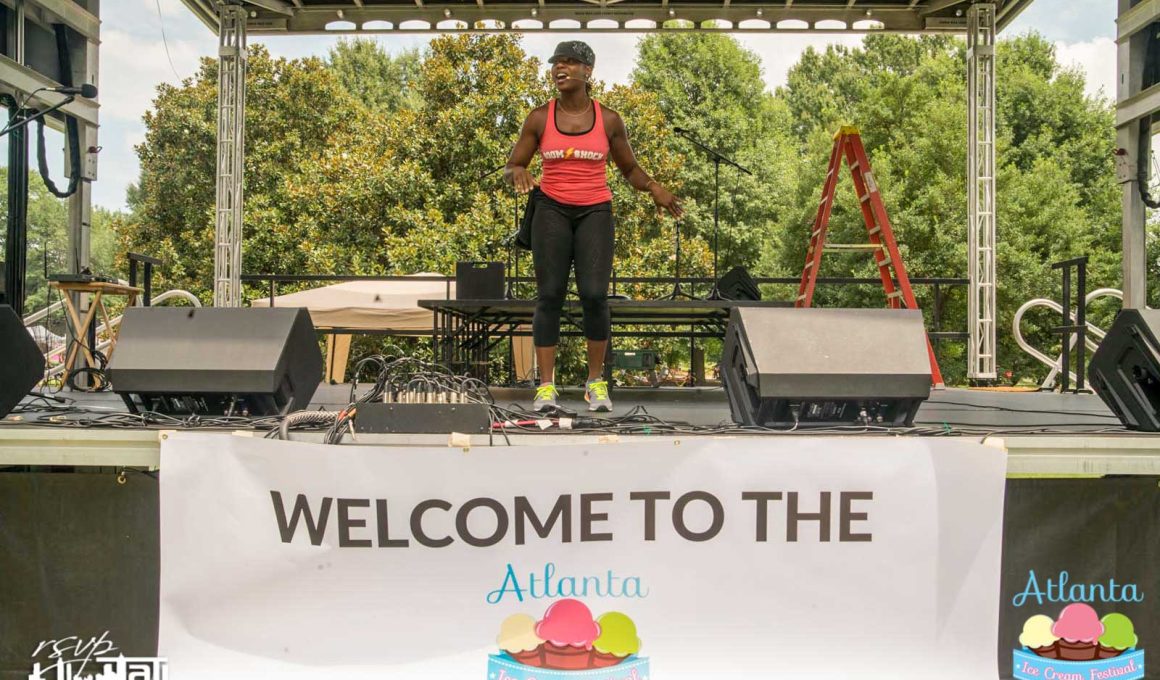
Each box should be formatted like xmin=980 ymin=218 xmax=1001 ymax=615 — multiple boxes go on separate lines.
xmin=533 ymin=383 xmax=559 ymax=412
xmin=585 ymin=379 xmax=612 ymax=412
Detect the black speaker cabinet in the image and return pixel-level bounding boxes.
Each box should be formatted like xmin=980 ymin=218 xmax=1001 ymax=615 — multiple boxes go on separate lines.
xmin=1089 ymin=308 xmax=1160 ymax=431
xmin=0 ymin=304 xmax=45 ymax=419
xmin=456 ymin=262 xmax=505 ymax=300
xmin=722 ymin=307 xmax=931 ymax=427
xmin=108 ymin=307 xmax=323 ymax=416
xmin=716 ymin=266 xmax=761 ymax=301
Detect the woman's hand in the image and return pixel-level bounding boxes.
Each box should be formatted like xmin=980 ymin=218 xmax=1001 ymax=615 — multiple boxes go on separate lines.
xmin=509 ymin=166 xmax=539 ymax=195
xmin=650 ymin=183 xmax=684 ymax=219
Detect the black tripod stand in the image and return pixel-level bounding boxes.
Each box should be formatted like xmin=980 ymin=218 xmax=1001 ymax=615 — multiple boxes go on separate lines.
xmin=663 ymin=219 xmax=697 ymax=300
xmin=479 ymin=163 xmax=524 ymax=300
xmin=673 ymin=127 xmax=752 ymax=299
xmin=503 ymin=188 xmax=525 ymax=300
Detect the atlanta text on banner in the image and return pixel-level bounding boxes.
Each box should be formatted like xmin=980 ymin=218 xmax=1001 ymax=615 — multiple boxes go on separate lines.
xmin=158 ymin=433 xmax=1007 ymax=679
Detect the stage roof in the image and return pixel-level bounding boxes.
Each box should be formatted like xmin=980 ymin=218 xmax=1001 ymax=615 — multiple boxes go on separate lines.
xmin=182 ymin=0 xmax=1035 ymax=36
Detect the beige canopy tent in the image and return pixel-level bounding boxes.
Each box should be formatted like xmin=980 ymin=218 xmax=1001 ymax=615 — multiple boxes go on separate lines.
xmin=251 ymin=276 xmax=534 ymax=383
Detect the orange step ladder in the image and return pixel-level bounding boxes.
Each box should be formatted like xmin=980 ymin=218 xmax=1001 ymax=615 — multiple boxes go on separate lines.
xmin=795 ymin=125 xmax=945 ymax=387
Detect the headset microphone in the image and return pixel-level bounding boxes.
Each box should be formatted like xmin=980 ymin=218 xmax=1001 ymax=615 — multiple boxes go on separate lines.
xmin=548 ymin=70 xmax=589 ymax=83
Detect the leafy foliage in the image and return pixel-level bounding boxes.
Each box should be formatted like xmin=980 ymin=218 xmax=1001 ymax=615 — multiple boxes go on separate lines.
xmin=327 ymin=38 xmax=422 ymax=113
xmin=773 ymin=34 xmax=1121 ymax=384
xmin=0 ymin=169 xmax=119 ymax=327
xmin=114 ymin=31 xmax=1128 ymax=385
xmin=632 ymin=34 xmax=797 ymax=274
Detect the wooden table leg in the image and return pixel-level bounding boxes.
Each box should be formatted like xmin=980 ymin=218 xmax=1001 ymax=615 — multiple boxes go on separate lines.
xmin=96 ymin=295 xmax=117 ymax=362
xmin=82 ymin=291 xmax=103 ymax=358
xmin=60 ymin=292 xmax=97 ymax=384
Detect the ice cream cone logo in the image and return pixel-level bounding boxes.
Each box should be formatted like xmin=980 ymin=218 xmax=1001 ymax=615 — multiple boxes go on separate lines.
xmin=591 ymin=612 xmax=641 ymax=668
xmin=1052 ymin=603 xmax=1104 ymax=660
xmin=497 ymin=614 xmax=545 ymax=668
xmin=490 ymin=598 xmax=648 ymax=677
xmin=1018 ymin=614 xmax=1059 ymax=658
xmin=536 ymin=599 xmax=600 ymax=670
xmin=1099 ymin=613 xmax=1140 ymax=658
xmin=1014 ymin=604 xmax=1144 ymax=680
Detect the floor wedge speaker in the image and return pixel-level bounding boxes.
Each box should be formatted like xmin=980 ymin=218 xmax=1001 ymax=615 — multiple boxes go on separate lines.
xmin=722 ymin=307 xmax=932 ymax=427
xmin=108 ymin=307 xmax=322 ymax=416
xmin=0 ymin=305 xmax=45 ymax=419
xmin=715 ymin=266 xmax=761 ymax=301
xmin=1089 ymin=308 xmax=1160 ymax=431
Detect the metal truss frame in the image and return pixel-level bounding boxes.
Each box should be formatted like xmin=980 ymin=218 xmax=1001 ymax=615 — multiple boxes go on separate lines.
xmin=213 ymin=3 xmax=248 ymax=308
xmin=967 ymin=2 xmax=996 ymax=380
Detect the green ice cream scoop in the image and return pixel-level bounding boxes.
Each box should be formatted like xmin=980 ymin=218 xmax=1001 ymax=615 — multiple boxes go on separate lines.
xmin=1099 ymin=613 xmax=1138 ymax=650
xmin=593 ymin=612 xmax=641 ymax=657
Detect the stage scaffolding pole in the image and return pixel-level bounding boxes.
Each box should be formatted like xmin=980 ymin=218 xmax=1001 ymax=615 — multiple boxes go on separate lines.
xmin=213 ymin=3 xmax=247 ymax=308
xmin=1116 ymin=0 xmax=1157 ymax=310
xmin=967 ymin=2 xmax=997 ymax=381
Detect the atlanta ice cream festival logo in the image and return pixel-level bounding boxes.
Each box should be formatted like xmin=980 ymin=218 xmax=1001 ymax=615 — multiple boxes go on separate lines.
xmin=489 ymin=599 xmax=648 ymax=680
xmin=1014 ymin=603 xmax=1144 ymax=680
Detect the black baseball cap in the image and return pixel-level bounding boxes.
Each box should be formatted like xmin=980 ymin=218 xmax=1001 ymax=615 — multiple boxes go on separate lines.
xmin=548 ymin=41 xmax=595 ymax=67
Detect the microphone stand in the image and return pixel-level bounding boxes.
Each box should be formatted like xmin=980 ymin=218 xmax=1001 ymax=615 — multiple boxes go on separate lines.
xmin=478 ymin=163 xmax=522 ymax=300
xmin=0 ymin=96 xmax=75 ymax=138
xmin=674 ymin=128 xmax=751 ymax=299
xmin=505 ymin=192 xmax=523 ymax=300
xmin=663 ymin=219 xmax=697 ymax=300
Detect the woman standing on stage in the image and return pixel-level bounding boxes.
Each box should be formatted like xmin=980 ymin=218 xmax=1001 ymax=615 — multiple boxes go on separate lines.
xmin=505 ymin=40 xmax=683 ymax=413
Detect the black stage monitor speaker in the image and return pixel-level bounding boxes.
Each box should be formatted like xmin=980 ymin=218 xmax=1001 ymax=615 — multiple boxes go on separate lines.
xmin=0 ymin=305 xmax=45 ymax=419
xmin=456 ymin=262 xmax=505 ymax=300
xmin=716 ymin=266 xmax=761 ymax=301
xmin=108 ymin=307 xmax=323 ymax=416
xmin=1089 ymin=308 xmax=1160 ymax=431
xmin=722 ymin=307 xmax=931 ymax=427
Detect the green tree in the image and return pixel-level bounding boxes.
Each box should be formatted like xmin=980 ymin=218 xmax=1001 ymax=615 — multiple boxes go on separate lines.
xmin=121 ymin=35 xmax=692 ymax=379
xmin=118 ymin=45 xmax=365 ymax=302
xmin=632 ymin=34 xmax=797 ymax=277
xmin=773 ymin=33 xmax=1121 ymax=385
xmin=280 ymin=35 xmax=690 ymax=285
xmin=0 ymin=169 xmax=120 ymax=324
xmin=327 ymin=38 xmax=422 ymax=113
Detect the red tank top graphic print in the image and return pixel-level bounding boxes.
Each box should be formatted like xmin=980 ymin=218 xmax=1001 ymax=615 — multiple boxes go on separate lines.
xmin=538 ymin=99 xmax=613 ymax=206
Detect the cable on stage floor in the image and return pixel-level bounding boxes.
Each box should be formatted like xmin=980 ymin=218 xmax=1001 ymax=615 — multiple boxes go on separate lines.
xmin=3 ymin=356 xmax=1150 ymax=442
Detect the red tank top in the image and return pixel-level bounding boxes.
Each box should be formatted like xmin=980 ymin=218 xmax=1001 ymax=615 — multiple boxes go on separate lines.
xmin=538 ymin=99 xmax=613 ymax=206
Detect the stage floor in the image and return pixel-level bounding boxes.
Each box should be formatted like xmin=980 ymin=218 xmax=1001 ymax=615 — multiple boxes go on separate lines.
xmin=3 ymin=384 xmax=1159 ymax=475
xmin=12 ymin=382 xmax=1120 ymax=429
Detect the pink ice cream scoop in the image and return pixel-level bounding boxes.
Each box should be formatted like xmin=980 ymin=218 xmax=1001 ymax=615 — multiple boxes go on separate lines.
xmin=535 ymin=599 xmax=601 ymax=649
xmin=1052 ymin=603 xmax=1105 ymax=642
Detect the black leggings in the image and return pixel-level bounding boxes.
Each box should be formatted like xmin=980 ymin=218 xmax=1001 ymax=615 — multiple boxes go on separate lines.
xmin=530 ymin=191 xmax=614 ymax=347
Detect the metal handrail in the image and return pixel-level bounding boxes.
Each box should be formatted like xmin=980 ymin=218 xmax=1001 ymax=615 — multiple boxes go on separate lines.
xmin=1013 ymin=288 xmax=1122 ymax=389
xmin=241 ymin=273 xmax=968 ymax=286
xmin=23 ymin=299 xmax=65 ymax=326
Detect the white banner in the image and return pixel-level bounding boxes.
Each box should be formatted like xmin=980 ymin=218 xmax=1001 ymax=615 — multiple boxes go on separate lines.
xmin=159 ymin=433 xmax=1007 ymax=679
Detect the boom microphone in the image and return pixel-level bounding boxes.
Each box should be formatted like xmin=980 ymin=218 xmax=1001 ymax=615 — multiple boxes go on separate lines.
xmin=548 ymin=70 xmax=588 ymax=83
xmin=50 ymin=84 xmax=98 ymax=98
